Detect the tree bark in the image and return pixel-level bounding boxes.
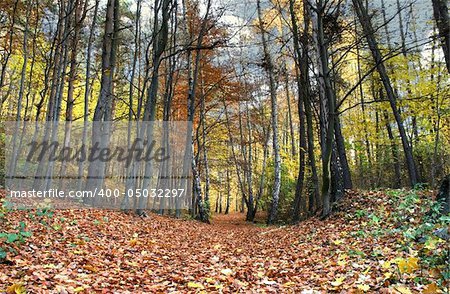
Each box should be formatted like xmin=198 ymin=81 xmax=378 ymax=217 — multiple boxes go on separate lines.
xmin=289 ymin=0 xmax=320 ymax=216
xmin=60 ymin=0 xmax=86 ymax=188
xmin=283 ymin=66 xmax=296 ymax=157
xmin=182 ymin=0 xmax=212 ymax=223
xmin=85 ymin=0 xmax=120 ymax=193
xmin=311 ymin=0 xmax=337 ymax=218
xmin=432 ymin=0 xmax=450 ymax=73
xmin=437 ymin=175 xmax=450 ymax=215
xmin=77 ymin=0 xmax=99 ymax=191
xmin=257 ymin=0 xmax=281 ymax=225
xmin=334 ymin=117 xmax=352 ymax=190
xmin=225 ymin=166 xmax=231 ymax=214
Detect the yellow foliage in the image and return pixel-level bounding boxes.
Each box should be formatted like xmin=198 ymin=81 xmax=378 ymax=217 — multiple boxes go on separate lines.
xmin=357 ymin=284 xmax=370 ymax=292
xmin=393 ymin=285 xmax=413 ymax=294
xmin=422 ymin=283 xmax=440 ymax=294
xmin=283 ymin=281 xmax=296 ymax=288
xmin=187 ymin=282 xmax=204 ymax=289
xmin=6 ymin=284 xmax=26 ymax=294
xmin=396 ymin=257 xmax=419 ymax=274
xmin=330 ymin=276 xmax=345 ymax=287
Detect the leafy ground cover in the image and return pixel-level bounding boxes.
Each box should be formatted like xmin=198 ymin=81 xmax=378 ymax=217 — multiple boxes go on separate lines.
xmin=1 ymin=189 xmax=448 ymax=293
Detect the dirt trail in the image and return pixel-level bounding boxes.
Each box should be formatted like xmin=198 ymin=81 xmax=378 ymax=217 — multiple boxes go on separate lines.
xmin=0 ymin=193 xmax=413 ymax=293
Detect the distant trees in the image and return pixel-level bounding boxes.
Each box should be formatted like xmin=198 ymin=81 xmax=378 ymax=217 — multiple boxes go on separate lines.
xmin=353 ymin=0 xmax=418 ymax=187
xmin=0 ymin=0 xmax=19 ymax=110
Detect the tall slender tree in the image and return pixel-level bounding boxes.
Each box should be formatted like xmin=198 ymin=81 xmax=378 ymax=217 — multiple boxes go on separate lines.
xmin=256 ymin=0 xmax=281 ymax=224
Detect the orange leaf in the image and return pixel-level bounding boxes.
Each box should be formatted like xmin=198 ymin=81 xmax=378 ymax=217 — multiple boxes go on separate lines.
xmin=6 ymin=284 xmax=26 ymax=294
xmin=423 ymin=283 xmax=440 ymax=294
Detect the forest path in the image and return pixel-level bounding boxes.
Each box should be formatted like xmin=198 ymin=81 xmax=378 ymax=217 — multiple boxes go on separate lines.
xmin=210 ymin=212 xmax=262 ymax=228
xmin=0 ymin=191 xmax=435 ymax=293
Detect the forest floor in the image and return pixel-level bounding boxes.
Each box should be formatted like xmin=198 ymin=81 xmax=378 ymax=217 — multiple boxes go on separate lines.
xmin=0 ymin=189 xmax=448 ymax=293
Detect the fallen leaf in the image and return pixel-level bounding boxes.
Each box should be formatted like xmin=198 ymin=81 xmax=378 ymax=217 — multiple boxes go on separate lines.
xmin=83 ymin=265 xmax=98 ymax=273
xmin=330 ymin=276 xmax=345 ymax=287
xmin=187 ymin=282 xmax=204 ymax=289
xmin=397 ymin=257 xmax=419 ymax=274
xmin=357 ymin=284 xmax=370 ymax=292
xmin=393 ymin=285 xmax=413 ymax=294
xmin=220 ymin=268 xmax=233 ymax=275
xmin=283 ymin=281 xmax=296 ymax=288
xmin=422 ymin=283 xmax=440 ymax=294
xmin=6 ymin=284 xmax=26 ymax=294
xmin=262 ymin=279 xmax=277 ymax=285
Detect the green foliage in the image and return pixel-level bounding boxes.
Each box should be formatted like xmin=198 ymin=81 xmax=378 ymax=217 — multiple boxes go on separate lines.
xmin=0 ymin=200 xmax=52 ymax=260
xmin=0 ymin=219 xmax=32 ymax=260
xmin=368 ymin=213 xmax=381 ymax=224
xmin=348 ymin=249 xmax=365 ymax=257
xmin=35 ymin=208 xmax=54 ymax=218
xmin=387 ymin=190 xmax=450 ymax=287
xmin=355 ymin=209 xmax=367 ymax=218
xmin=0 ymin=247 xmax=6 ymax=259
xmin=32 ymin=207 xmax=55 ymax=226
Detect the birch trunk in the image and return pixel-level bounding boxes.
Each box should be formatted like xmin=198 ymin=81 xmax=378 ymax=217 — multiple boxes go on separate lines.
xmin=256 ymin=0 xmax=281 ymax=225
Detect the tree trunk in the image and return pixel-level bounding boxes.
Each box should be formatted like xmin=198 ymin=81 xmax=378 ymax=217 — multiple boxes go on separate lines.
xmin=223 ymin=98 xmax=249 ymax=216
xmin=384 ymin=111 xmax=402 ymax=188
xmin=8 ymin=0 xmax=32 ymax=176
xmin=292 ymin=64 xmax=306 ymax=222
xmin=283 ymin=66 xmax=296 ymax=157
xmin=289 ymin=0 xmax=320 ymax=216
xmin=225 ymin=166 xmax=231 ymax=214
xmin=244 ymin=101 xmax=255 ymax=221
xmin=334 ymin=117 xmax=352 ymax=190
xmin=432 ymin=0 xmax=450 ymax=73
xmin=311 ymin=0 xmax=336 ymax=218
xmin=437 ymin=175 xmax=450 ymax=215
xmin=85 ymin=0 xmax=119 ymax=193
xmin=200 ymin=73 xmax=211 ymax=211
xmin=257 ymin=0 xmax=281 ymax=225
xmin=60 ymin=0 xmax=86 ymax=188
xmin=355 ymin=20 xmax=373 ymax=187
xmin=182 ymin=0 xmax=212 ymax=223
xmin=77 ymin=0 xmax=99 ymax=191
